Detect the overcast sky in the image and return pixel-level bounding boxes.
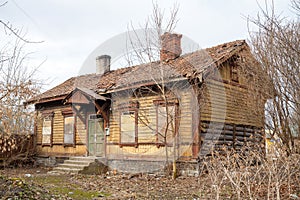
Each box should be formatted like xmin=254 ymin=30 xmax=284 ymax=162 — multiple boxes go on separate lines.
xmin=0 ymin=0 xmax=296 ymax=91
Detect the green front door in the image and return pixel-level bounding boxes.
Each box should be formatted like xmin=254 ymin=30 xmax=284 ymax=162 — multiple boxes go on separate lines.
xmin=88 ymin=115 xmax=104 ymax=157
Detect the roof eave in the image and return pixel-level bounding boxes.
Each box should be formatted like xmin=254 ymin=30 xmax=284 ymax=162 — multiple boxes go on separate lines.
xmin=99 ymin=76 xmax=199 ymax=94
xmin=26 ymin=95 xmax=68 ymax=105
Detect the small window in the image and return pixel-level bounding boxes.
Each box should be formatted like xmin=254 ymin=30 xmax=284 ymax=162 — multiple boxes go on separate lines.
xmin=64 ymin=116 xmax=75 ymax=144
xmin=153 ymin=99 xmax=179 ymax=146
xmin=231 ymin=65 xmax=239 ymax=82
xmin=120 ymin=111 xmax=137 ymax=144
xmin=118 ymin=101 xmax=139 ymax=146
xmin=42 ymin=117 xmax=52 ymax=144
xmin=156 ymin=103 xmax=177 ymax=145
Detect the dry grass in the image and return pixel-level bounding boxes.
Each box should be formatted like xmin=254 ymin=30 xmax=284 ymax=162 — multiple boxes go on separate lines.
xmin=0 ymin=149 xmax=299 ymax=199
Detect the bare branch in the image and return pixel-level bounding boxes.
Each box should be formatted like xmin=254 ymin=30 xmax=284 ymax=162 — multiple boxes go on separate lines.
xmin=0 ymin=1 xmax=7 ymax=7
xmin=0 ymin=20 xmax=44 ymax=43
xmin=291 ymin=0 xmax=300 ymax=16
xmin=249 ymin=0 xmax=300 ymax=153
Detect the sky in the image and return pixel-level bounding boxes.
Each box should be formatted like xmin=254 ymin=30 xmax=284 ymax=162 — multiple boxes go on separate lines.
xmin=0 ymin=0 xmax=296 ymax=91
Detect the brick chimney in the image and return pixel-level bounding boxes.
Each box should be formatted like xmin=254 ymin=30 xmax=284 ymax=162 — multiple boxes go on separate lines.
xmin=96 ymin=55 xmax=111 ymax=75
xmin=160 ymin=32 xmax=182 ymax=62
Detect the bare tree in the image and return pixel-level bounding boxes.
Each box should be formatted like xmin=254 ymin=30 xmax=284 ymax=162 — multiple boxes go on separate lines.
xmin=0 ymin=1 xmax=42 ymax=164
xmin=0 ymin=38 xmax=42 ymax=165
xmin=110 ymin=2 xmax=198 ymax=178
xmin=249 ymin=0 xmax=300 ymax=154
xmin=0 ymin=38 xmax=41 ymax=135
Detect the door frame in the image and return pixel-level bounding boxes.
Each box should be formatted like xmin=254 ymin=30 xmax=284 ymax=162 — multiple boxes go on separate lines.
xmin=86 ymin=112 xmax=106 ymax=157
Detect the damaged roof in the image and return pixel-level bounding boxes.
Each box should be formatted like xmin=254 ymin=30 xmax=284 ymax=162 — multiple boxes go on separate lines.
xmin=26 ymin=73 xmax=103 ymax=104
xmin=97 ymin=40 xmax=247 ymax=91
xmin=28 ymin=39 xmax=248 ymax=104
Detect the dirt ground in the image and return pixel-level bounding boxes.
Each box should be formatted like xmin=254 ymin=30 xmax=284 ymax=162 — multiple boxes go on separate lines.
xmin=0 ymin=166 xmax=207 ymax=200
xmin=1 ymin=164 xmax=299 ymax=200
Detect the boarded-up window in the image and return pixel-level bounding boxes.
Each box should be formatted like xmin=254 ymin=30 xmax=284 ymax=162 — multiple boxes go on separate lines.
xmin=42 ymin=118 xmax=52 ymax=144
xmin=64 ymin=116 xmax=74 ymax=144
xmin=231 ymin=65 xmax=239 ymax=82
xmin=120 ymin=111 xmax=136 ymax=143
xmin=157 ymin=105 xmax=176 ymax=144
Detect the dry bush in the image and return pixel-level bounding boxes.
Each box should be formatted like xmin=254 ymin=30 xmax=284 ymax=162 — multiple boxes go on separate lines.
xmin=198 ymin=146 xmax=300 ymax=199
xmin=0 ymin=134 xmax=35 ymax=167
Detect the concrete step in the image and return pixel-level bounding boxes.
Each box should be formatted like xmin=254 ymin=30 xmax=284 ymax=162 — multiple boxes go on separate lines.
xmin=48 ymin=156 xmax=107 ymax=175
xmin=63 ymin=160 xmax=93 ymax=166
xmin=69 ymin=157 xmax=96 ymax=162
xmin=54 ymin=167 xmax=82 ymax=173
xmin=49 ymin=157 xmax=96 ymax=174
xmin=56 ymin=163 xmax=88 ymax=170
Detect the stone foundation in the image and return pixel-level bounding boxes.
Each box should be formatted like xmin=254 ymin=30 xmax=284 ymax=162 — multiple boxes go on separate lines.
xmin=106 ymin=159 xmax=200 ymax=176
xmin=35 ymin=156 xmax=68 ymax=167
xmin=177 ymin=161 xmax=200 ymax=177
xmin=107 ymin=159 xmax=166 ymax=174
xmin=36 ymin=156 xmax=200 ymax=176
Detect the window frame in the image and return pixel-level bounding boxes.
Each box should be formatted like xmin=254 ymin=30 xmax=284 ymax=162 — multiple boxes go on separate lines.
xmin=118 ymin=101 xmax=139 ymax=147
xmin=153 ymin=99 xmax=179 ymax=147
xmin=230 ymin=65 xmax=239 ymax=83
xmin=41 ymin=112 xmax=54 ymax=146
xmin=62 ymin=109 xmax=76 ymax=147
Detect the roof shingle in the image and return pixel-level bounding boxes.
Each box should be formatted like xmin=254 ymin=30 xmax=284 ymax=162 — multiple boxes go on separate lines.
xmin=27 ymin=73 xmax=103 ymax=104
xmin=28 ymin=39 xmax=247 ymax=104
xmin=97 ymin=39 xmax=247 ymax=91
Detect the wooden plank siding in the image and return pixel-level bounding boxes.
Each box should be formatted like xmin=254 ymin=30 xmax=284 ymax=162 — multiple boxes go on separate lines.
xmin=200 ymin=80 xmax=263 ymax=126
xmin=36 ymin=105 xmax=87 ymax=156
xmin=106 ymin=88 xmax=195 ymax=160
xmin=52 ymin=108 xmax=64 ymax=144
xmin=198 ymin=61 xmax=265 ymax=156
xmin=36 ymin=145 xmax=86 ymax=157
xmin=200 ymin=121 xmax=265 ymax=156
xmin=106 ymin=60 xmax=265 ymax=160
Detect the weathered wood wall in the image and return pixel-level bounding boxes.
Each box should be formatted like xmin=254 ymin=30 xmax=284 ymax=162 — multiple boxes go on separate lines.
xmin=106 ymin=86 xmax=196 ymax=160
xmin=199 ymin=60 xmax=265 ymax=156
xmin=35 ymin=145 xmax=86 ymax=157
xmin=200 ymin=121 xmax=265 ymax=156
xmin=107 ymin=59 xmax=265 ymax=160
xmin=201 ymin=59 xmax=265 ymax=127
xmin=200 ymin=80 xmax=264 ymax=127
xmin=36 ymin=104 xmax=88 ymax=157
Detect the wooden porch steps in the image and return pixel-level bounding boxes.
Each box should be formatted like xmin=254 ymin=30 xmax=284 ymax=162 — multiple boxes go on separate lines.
xmin=48 ymin=157 xmax=98 ymax=175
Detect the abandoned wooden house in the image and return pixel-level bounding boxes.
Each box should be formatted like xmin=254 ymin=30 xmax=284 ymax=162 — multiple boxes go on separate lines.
xmin=26 ymin=33 xmax=266 ymax=173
